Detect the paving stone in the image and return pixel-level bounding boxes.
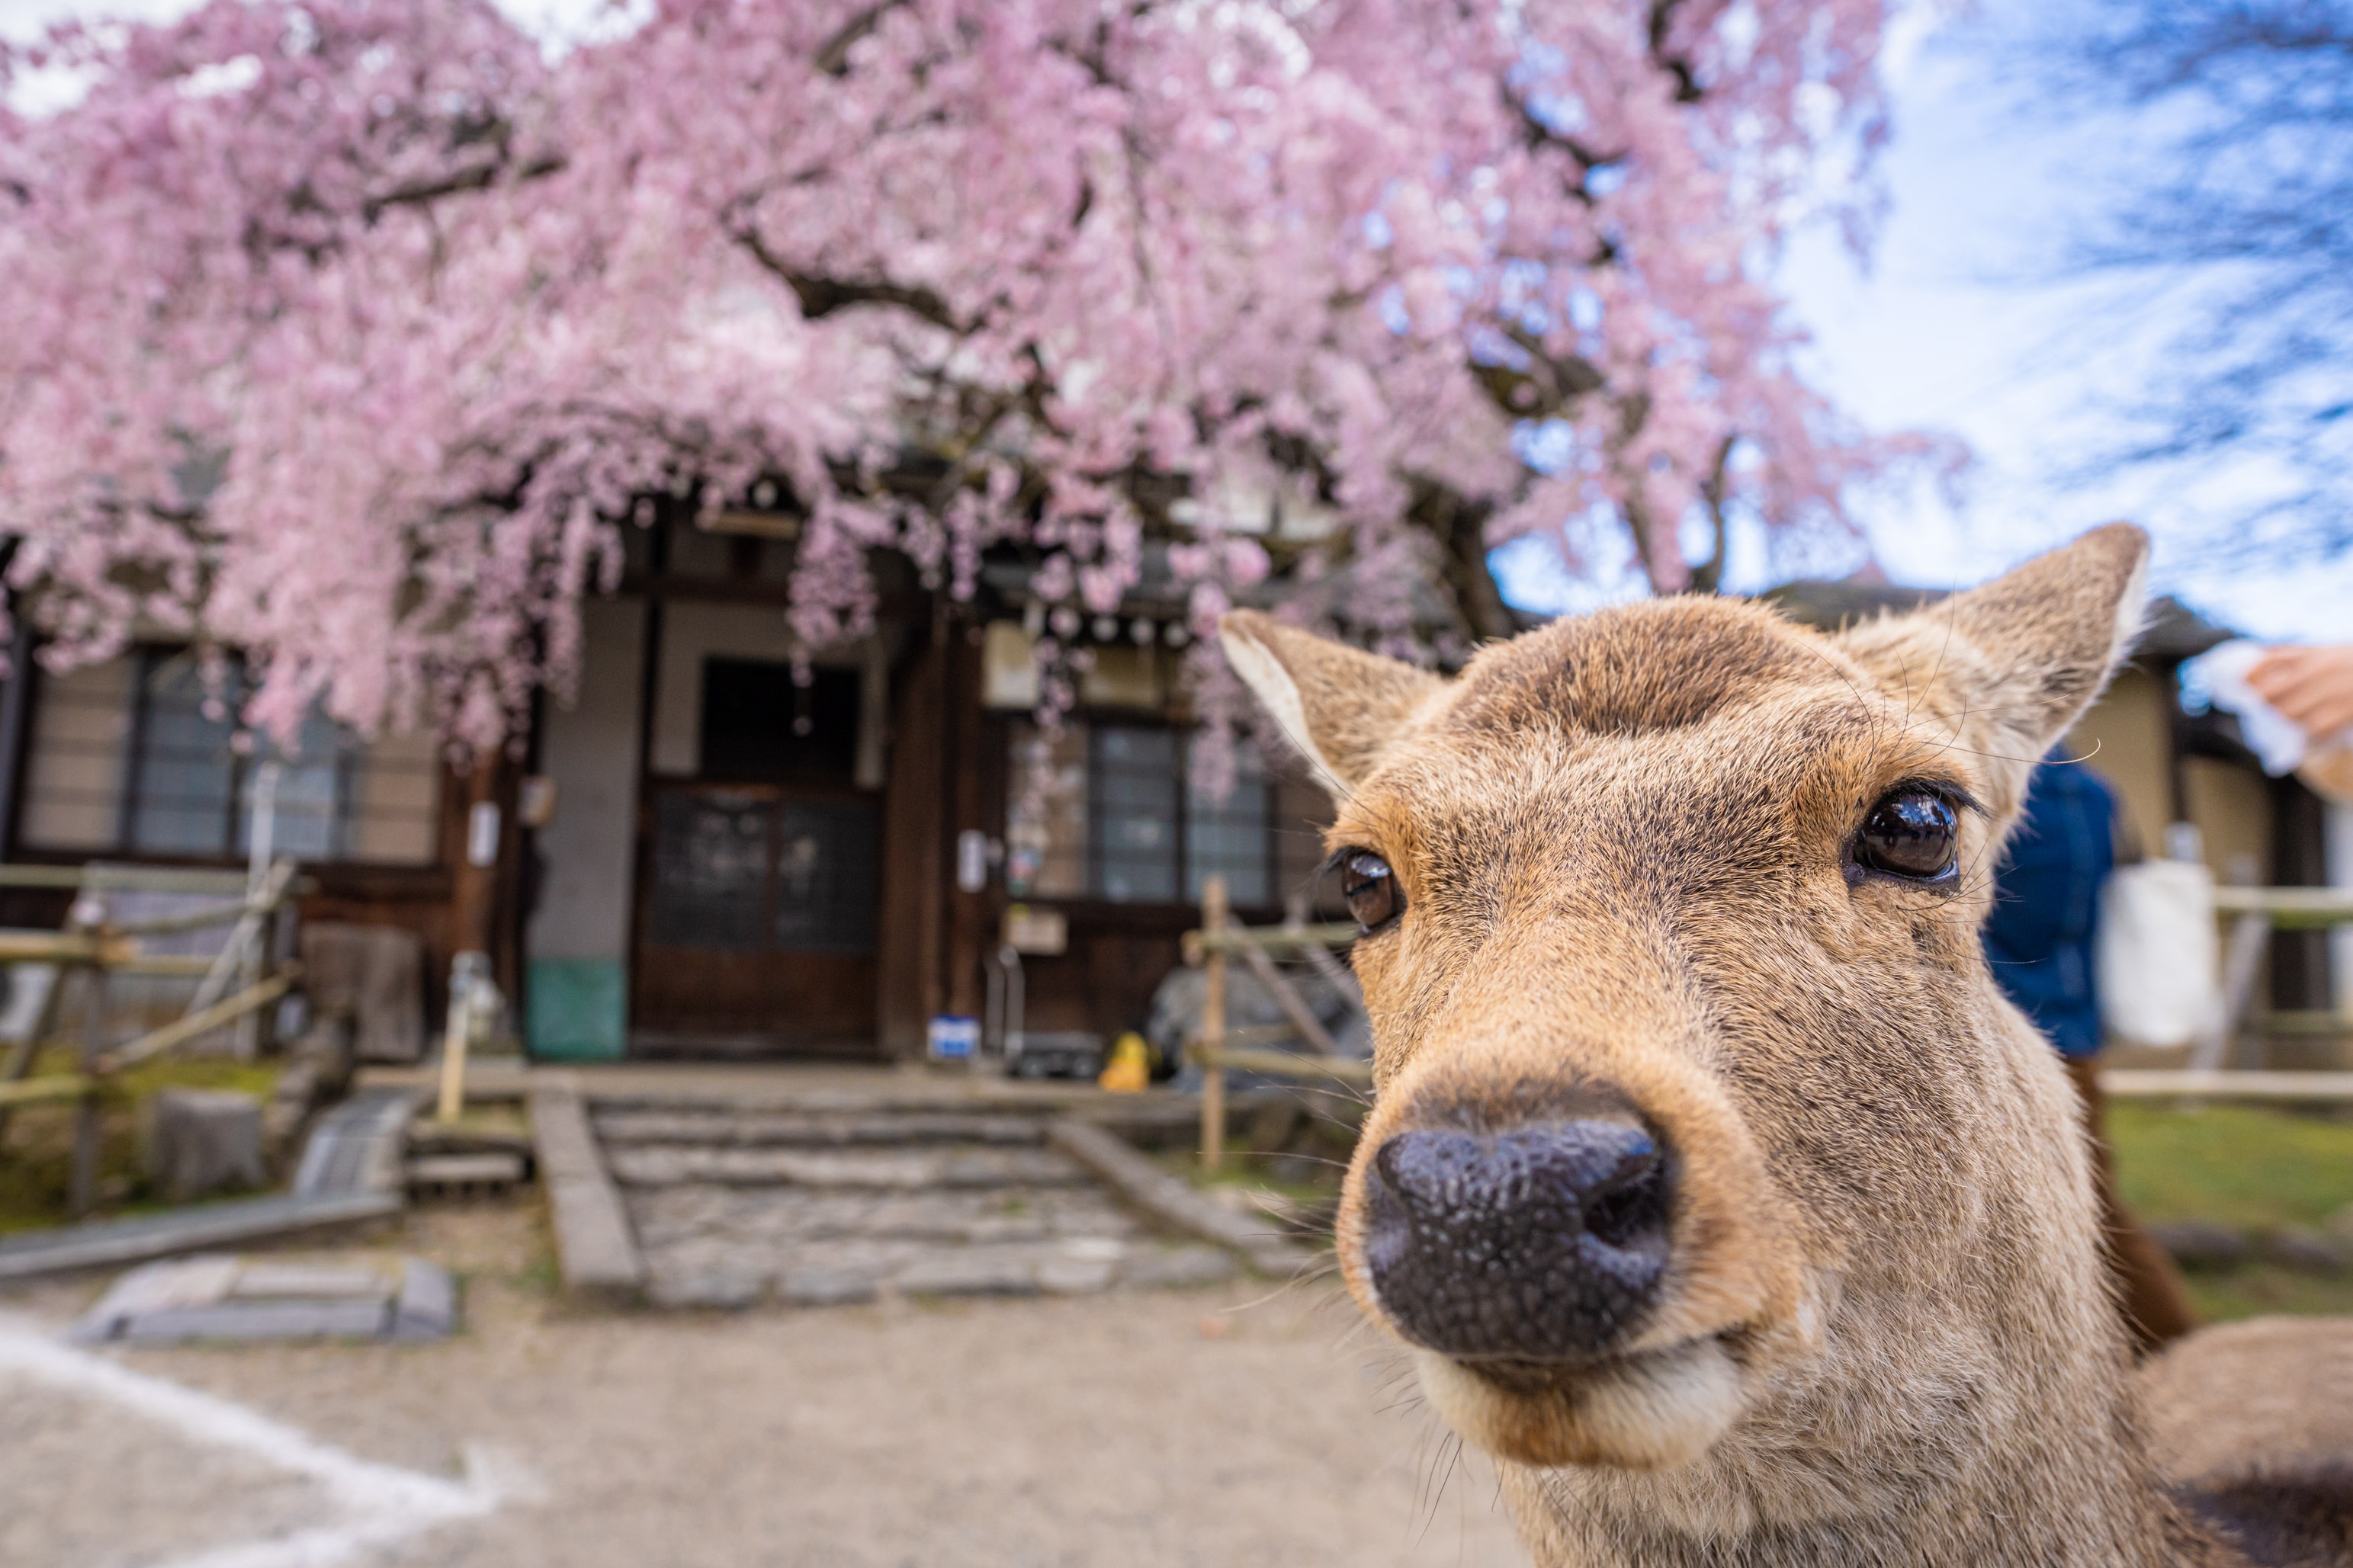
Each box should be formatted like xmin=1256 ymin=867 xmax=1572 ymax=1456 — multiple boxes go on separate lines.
xmin=894 ymin=1249 xmax=1042 ymax=1297
xmin=608 ymin=1146 xmax=1085 ymax=1190
xmin=776 ymin=1268 xmax=881 ymax=1306
xmin=647 ymin=1270 xmax=767 ymax=1309
xmin=1120 ymin=1245 xmax=1242 ymax=1289
xmin=1037 ymin=1256 xmax=1120 ymax=1294
xmin=595 ymin=1111 xmax=1048 ymax=1148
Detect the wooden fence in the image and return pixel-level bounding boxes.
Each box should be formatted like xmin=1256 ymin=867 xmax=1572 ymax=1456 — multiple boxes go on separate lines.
xmin=0 ymin=860 xmax=306 ymax=1214
xmin=1186 ymin=874 xmax=1370 ymax=1169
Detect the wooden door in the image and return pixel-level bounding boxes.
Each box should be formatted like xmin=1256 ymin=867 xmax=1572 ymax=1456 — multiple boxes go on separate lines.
xmin=632 ymin=781 xmax=881 ymax=1054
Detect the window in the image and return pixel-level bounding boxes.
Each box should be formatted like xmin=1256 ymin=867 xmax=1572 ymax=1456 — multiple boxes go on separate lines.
xmin=1005 ymin=722 xmax=1272 ymax=906
xmin=643 ymin=789 xmax=880 ymax=955
xmin=18 ymin=650 xmax=443 ymax=865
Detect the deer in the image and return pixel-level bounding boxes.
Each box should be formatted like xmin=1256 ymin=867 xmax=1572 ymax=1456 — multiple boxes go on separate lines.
xmin=1220 ymin=524 xmax=2353 ymax=1567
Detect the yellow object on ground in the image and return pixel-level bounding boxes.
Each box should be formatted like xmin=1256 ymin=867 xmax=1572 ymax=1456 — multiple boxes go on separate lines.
xmin=1098 ymin=1032 xmax=1150 ymax=1092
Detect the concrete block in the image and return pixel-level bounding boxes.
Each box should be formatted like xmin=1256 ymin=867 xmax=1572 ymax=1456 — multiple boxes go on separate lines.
xmin=146 ymin=1089 xmax=265 ymax=1202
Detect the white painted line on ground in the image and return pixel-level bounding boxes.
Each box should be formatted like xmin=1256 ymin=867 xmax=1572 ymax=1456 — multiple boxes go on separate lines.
xmin=0 ymin=1314 xmax=508 ymax=1568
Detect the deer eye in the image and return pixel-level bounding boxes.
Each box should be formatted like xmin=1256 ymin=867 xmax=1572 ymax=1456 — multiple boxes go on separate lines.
xmin=1338 ymin=850 xmax=1403 ymax=932
xmin=1854 ymin=788 xmax=1960 ymax=883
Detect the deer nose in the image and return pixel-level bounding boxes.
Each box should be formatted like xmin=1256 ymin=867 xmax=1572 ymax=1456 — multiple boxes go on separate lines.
xmin=1363 ymin=1121 xmax=1672 ymax=1361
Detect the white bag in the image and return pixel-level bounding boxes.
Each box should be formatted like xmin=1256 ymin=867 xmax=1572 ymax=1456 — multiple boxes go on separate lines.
xmin=2096 ymin=859 xmax=2220 ymax=1050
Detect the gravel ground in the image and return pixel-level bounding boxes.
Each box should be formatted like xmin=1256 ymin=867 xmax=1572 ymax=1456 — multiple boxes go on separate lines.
xmin=0 ymin=1206 xmax=1529 ymax=1568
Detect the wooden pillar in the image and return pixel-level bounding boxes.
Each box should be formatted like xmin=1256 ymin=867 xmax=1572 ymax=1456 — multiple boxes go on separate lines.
xmin=876 ymin=630 xmax=947 ymax=1059
xmin=0 ymin=610 xmax=35 ymax=858
xmin=439 ymin=750 xmax=503 ymax=1123
xmin=451 ymin=751 xmax=505 ymax=960
xmin=943 ymin=611 xmax=990 ymax=1021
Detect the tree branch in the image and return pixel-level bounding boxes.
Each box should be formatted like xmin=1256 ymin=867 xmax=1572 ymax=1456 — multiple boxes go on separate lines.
xmin=1687 ymin=434 xmax=1736 ymax=595
xmin=362 ymin=153 xmax=565 ymax=222
xmin=730 ymin=223 xmax=965 ymax=330
xmin=1407 ymin=475 xmax=1518 ymax=643
xmin=1472 ymin=325 xmax=1607 ymax=418
xmin=1647 ymin=0 xmax=1706 ymax=104
xmin=814 ymin=1 xmax=907 ymax=76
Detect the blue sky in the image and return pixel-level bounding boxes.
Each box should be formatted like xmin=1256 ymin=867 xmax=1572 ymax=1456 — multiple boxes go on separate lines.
xmin=1714 ymin=0 xmax=2348 ymax=640
xmin=7 ymin=0 xmax=2346 ymax=641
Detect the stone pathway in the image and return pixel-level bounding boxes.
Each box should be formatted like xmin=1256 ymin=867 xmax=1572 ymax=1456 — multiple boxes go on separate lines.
xmin=594 ymin=1105 xmax=1242 ymax=1308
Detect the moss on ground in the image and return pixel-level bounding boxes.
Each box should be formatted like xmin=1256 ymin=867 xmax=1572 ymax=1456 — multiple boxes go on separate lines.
xmin=0 ymin=1046 xmax=281 ymax=1234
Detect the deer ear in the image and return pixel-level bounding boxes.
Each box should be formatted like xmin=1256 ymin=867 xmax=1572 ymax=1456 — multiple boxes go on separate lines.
xmin=1833 ymin=523 xmax=2149 ymax=810
xmin=1219 ymin=611 xmax=1448 ymax=795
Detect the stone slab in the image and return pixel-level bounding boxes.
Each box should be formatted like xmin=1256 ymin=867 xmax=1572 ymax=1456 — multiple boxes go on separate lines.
xmin=531 ymin=1084 xmax=645 ymax=1298
xmin=1046 ymin=1117 xmax=1313 ymax=1278
xmin=406 ymin=1152 xmax=529 ymax=1191
xmin=293 ymin=1086 xmax=422 ymax=1198
xmin=69 ymin=1251 xmax=457 ymax=1342
xmin=0 ymin=1191 xmax=402 ymax=1284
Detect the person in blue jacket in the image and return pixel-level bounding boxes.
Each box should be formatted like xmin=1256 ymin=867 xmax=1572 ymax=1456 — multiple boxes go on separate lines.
xmin=1986 ymin=757 xmax=2197 ymax=1353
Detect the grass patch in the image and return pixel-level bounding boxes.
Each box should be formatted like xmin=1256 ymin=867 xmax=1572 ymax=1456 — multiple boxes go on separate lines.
xmin=2107 ymin=1101 xmax=2353 ymax=1234
xmin=2107 ymin=1100 xmax=2353 ymax=1322
xmin=0 ymin=1046 xmax=281 ymax=1234
xmin=2181 ymin=1267 xmax=2353 ymax=1323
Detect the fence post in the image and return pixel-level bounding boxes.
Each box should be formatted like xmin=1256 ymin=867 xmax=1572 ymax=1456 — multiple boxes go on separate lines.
xmin=67 ymin=966 xmax=108 ymax=1218
xmin=1200 ymin=874 xmax=1227 ymax=1172
xmin=66 ymin=1090 xmax=102 ymax=1218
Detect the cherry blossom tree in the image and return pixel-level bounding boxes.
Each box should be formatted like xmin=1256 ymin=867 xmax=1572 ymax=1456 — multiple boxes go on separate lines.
xmin=0 ymin=0 xmax=1921 ymax=755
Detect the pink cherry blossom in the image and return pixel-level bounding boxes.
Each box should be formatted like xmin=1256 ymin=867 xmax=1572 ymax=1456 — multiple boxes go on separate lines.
xmin=0 ymin=0 xmax=1930 ymax=754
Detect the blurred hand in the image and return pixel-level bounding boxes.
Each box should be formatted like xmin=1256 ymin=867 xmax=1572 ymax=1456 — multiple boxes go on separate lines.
xmin=2248 ymin=644 xmax=2353 ymax=740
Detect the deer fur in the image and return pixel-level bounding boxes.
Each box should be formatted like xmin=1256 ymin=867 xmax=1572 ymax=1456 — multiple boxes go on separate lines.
xmin=1221 ymin=524 xmax=2353 ymax=1567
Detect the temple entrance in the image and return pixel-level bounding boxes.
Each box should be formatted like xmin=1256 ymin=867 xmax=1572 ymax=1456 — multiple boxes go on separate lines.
xmin=631 ymin=662 xmax=881 ymax=1056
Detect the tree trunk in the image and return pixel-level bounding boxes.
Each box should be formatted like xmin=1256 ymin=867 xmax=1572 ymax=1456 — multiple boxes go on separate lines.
xmin=1413 ymin=479 xmax=1520 ymax=644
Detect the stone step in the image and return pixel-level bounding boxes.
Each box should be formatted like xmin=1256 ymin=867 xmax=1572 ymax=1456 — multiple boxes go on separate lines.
xmin=642 ymin=1236 xmax=1238 ymax=1309
xmin=628 ymin=1183 xmax=1141 ymax=1250
xmin=406 ymin=1151 xmax=530 ymax=1199
xmin=591 ymin=1111 xmax=1046 ymax=1149
xmin=606 ymin=1144 xmax=1085 ymax=1190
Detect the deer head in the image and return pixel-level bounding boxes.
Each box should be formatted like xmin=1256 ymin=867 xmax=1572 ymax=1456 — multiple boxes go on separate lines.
xmin=1221 ymin=526 xmax=2153 ymax=1541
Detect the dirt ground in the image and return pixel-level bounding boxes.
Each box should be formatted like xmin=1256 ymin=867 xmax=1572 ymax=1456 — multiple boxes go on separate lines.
xmin=0 ymin=1206 xmax=1529 ymax=1568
